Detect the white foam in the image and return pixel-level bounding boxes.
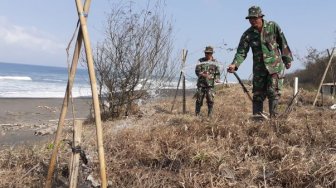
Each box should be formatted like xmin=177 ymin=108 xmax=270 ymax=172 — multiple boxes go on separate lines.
xmin=0 ymin=76 xmax=32 ymax=81
xmin=0 ymin=86 xmax=92 ymax=98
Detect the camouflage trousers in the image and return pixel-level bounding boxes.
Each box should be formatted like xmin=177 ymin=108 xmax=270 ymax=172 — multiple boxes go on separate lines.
xmin=195 ymin=87 xmax=215 ymax=109
xmin=252 ymin=71 xmax=283 ymax=102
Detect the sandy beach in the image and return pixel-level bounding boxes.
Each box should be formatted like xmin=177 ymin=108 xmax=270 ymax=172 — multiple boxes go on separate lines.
xmin=0 ymin=89 xmax=195 ymax=147
xmin=0 ymin=98 xmax=92 ymax=147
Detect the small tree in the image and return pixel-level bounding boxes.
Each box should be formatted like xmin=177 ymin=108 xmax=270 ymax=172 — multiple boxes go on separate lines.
xmin=93 ymin=0 xmax=177 ymax=119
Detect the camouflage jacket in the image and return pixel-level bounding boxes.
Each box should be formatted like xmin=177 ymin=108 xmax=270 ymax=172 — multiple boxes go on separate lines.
xmin=232 ymin=19 xmax=293 ymax=74
xmin=195 ymin=57 xmax=220 ymax=88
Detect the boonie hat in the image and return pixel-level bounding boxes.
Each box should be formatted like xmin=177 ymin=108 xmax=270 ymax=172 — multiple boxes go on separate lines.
xmin=246 ymin=6 xmax=264 ymax=19
xmin=204 ymin=46 xmax=214 ymax=53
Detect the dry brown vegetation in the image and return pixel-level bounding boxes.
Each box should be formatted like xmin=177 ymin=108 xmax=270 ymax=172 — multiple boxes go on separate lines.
xmin=1 ymin=85 xmax=335 ymax=187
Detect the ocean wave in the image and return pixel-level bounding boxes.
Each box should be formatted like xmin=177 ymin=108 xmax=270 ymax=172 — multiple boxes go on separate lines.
xmin=0 ymin=87 xmax=92 ymax=98
xmin=41 ymin=78 xmax=65 ymax=82
xmin=0 ymin=76 xmax=32 ymax=81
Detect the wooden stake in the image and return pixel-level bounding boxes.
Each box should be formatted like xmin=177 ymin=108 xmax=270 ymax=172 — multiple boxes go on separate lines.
xmin=182 ymin=74 xmax=186 ymax=113
xmin=69 ymin=120 xmax=83 ymax=188
xmin=45 ymin=1 xmax=91 ymax=187
xmin=328 ymin=50 xmax=336 ymax=98
xmin=74 ymin=0 xmax=107 ymax=187
xmin=294 ymin=77 xmax=298 ymax=104
xmin=171 ymin=49 xmax=188 ymax=112
xmin=171 ymin=71 xmax=182 ymax=112
xmin=182 ymin=50 xmax=188 ymax=114
xmin=312 ymin=47 xmax=335 ymax=106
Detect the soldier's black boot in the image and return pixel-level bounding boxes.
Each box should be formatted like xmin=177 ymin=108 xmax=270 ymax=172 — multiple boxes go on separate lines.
xmin=208 ymin=105 xmax=213 ymax=117
xmin=195 ymin=103 xmax=201 ymax=116
xmin=253 ymin=101 xmax=263 ymax=115
xmin=252 ymin=101 xmax=264 ymax=121
xmin=269 ymin=99 xmax=279 ymax=118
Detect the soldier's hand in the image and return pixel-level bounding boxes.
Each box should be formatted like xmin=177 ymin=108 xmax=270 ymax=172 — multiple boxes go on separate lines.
xmin=285 ymin=62 xmax=291 ymax=69
xmin=227 ymin=64 xmax=237 ymax=73
xmin=201 ymin=72 xmax=209 ymax=78
xmin=215 ymin=79 xmax=221 ymax=83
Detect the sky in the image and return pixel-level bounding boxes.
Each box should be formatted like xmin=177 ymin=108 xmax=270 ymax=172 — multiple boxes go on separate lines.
xmin=0 ymin=0 xmax=335 ymax=80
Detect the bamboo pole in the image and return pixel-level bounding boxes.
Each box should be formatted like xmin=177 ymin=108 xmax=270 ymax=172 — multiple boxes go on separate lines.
xmin=74 ymin=0 xmax=107 ymax=187
xmin=69 ymin=120 xmax=83 ymax=188
xmin=312 ymin=47 xmax=335 ymax=106
xmin=182 ymin=50 xmax=188 ymax=114
xmin=45 ymin=1 xmax=91 ymax=187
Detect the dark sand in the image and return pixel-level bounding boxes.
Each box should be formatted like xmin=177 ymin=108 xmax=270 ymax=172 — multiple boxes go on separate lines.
xmin=0 ymin=89 xmax=197 ymax=147
xmin=0 ymin=98 xmax=92 ymax=147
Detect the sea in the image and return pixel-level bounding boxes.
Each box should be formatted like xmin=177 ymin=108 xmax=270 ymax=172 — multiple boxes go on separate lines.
xmin=0 ymin=62 xmax=91 ymax=98
xmin=0 ymin=62 xmax=197 ymax=98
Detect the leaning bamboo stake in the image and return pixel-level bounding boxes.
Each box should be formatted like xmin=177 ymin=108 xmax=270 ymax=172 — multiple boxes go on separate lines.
xmin=45 ymin=1 xmax=91 ymax=187
xmin=75 ymin=0 xmax=107 ymax=187
xmin=69 ymin=120 xmax=83 ymax=188
xmin=312 ymin=47 xmax=335 ymax=106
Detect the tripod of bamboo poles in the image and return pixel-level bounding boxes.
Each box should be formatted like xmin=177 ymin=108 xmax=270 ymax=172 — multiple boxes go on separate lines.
xmin=171 ymin=49 xmax=188 ymax=113
xmin=45 ymin=0 xmax=107 ymax=187
xmin=312 ymin=47 xmax=335 ymax=107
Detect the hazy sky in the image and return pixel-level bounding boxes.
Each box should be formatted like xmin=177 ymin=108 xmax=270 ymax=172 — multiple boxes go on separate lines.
xmin=0 ymin=0 xmax=335 ymax=79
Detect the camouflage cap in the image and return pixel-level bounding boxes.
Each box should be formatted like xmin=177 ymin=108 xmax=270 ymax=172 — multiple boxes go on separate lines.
xmin=204 ymin=46 xmax=214 ymax=53
xmin=245 ymin=6 xmax=264 ymax=19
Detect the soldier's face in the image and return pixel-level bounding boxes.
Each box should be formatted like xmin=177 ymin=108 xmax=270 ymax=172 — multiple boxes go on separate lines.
xmin=205 ymin=52 xmax=213 ymax=60
xmin=249 ymin=17 xmax=263 ymax=29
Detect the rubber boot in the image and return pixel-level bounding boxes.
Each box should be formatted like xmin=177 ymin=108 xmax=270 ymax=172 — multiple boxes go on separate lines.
xmin=208 ymin=105 xmax=213 ymax=117
xmin=269 ymin=99 xmax=279 ymax=118
xmin=195 ymin=102 xmax=201 ymax=116
xmin=253 ymin=101 xmax=263 ymax=115
xmin=252 ymin=101 xmax=265 ymax=121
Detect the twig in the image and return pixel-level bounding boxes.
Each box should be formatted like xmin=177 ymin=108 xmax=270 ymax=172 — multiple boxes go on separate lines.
xmin=48 ymin=118 xmax=87 ymax=122
xmin=263 ymin=165 xmax=267 ymax=188
xmin=0 ymin=124 xmax=20 ymax=126
xmin=20 ymin=163 xmax=40 ymax=180
xmin=279 ymin=89 xmax=301 ymax=119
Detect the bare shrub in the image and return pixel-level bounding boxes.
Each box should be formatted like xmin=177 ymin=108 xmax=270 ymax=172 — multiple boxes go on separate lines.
xmin=92 ymin=0 xmax=177 ymax=119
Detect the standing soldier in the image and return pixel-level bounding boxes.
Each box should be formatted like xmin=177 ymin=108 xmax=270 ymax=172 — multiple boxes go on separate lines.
xmin=195 ymin=46 xmax=221 ymax=117
xmin=227 ymin=6 xmax=293 ymax=118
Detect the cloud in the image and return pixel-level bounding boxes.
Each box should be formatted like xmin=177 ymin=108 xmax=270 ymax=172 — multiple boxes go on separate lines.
xmin=0 ymin=16 xmax=65 ymax=54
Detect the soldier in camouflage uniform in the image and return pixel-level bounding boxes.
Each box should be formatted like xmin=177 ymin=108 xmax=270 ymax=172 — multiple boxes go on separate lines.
xmin=227 ymin=6 xmax=293 ymax=118
xmin=195 ymin=46 xmax=221 ymax=116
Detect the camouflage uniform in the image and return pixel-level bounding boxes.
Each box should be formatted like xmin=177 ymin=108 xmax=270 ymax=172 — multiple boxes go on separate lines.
xmin=231 ymin=6 xmax=293 ymax=117
xmin=195 ymin=47 xmax=220 ymax=116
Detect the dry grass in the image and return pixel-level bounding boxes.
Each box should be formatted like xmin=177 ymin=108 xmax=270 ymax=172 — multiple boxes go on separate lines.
xmin=1 ymin=85 xmax=336 ymax=187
